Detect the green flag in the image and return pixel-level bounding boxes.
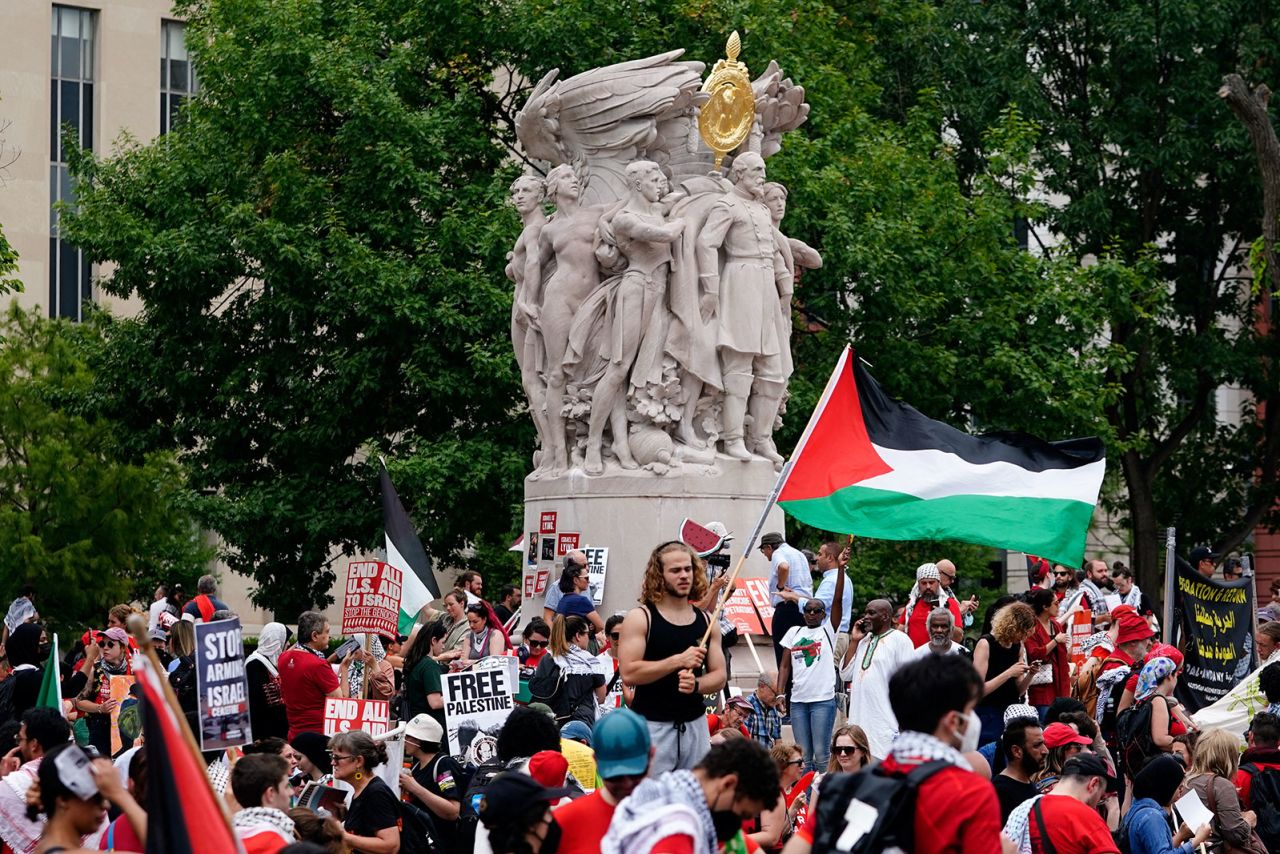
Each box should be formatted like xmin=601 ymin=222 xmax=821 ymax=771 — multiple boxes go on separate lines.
xmin=37 ymin=633 xmax=63 ymax=717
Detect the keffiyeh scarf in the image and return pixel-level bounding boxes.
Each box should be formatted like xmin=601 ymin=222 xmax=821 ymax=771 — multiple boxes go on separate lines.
xmin=346 ymin=635 xmax=387 ymax=698
xmin=233 ymin=806 xmax=296 ymax=841
xmin=602 ymin=770 xmax=717 ymax=854
xmin=885 ymin=730 xmax=972 ymax=770
xmin=2 ymin=599 xmax=35 ymax=635
xmin=556 ymin=645 xmax=600 ymax=675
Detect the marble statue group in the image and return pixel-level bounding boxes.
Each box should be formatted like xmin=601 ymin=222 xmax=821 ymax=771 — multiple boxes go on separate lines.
xmin=506 ymin=45 xmax=820 ymax=480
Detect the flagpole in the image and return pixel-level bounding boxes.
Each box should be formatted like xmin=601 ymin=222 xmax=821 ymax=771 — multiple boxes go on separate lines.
xmin=124 ymin=614 xmax=237 ymax=828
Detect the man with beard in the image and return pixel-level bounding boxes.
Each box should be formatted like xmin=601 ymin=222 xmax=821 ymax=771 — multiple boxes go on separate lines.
xmin=1076 ymin=559 xmax=1113 ymax=627
xmin=601 ymin=738 xmax=779 ymax=854
xmin=1003 ymin=753 xmax=1119 ymax=854
xmin=840 ymin=598 xmax=915 ymax=761
xmin=915 ymin=607 xmax=968 ymax=657
xmin=900 ymin=563 xmax=962 ymax=648
xmin=619 ymin=542 xmax=727 ymax=774
xmin=993 ymin=718 xmax=1047 ymax=822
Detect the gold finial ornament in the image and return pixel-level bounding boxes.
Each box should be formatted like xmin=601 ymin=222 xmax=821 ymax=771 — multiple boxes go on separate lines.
xmin=698 ymin=31 xmax=755 ymax=173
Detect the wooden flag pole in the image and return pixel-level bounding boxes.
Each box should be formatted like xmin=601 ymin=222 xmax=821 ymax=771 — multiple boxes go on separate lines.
xmin=124 ymin=613 xmax=237 ymax=826
xmin=699 ymin=459 xmax=793 ymax=648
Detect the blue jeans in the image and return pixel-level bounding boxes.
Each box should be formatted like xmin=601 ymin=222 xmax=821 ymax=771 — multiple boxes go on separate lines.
xmin=976 ymin=705 xmax=1005 ymax=747
xmin=790 ymin=698 xmax=837 ymax=773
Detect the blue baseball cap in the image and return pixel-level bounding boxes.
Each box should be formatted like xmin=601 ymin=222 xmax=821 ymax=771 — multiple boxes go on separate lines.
xmin=560 ymin=720 xmax=593 ymax=747
xmin=593 ymin=708 xmax=651 ymax=779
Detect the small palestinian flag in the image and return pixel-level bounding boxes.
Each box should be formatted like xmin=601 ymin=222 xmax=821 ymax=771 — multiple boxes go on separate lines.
xmin=37 ymin=634 xmax=63 ymax=717
xmin=778 ymin=347 xmax=1105 ymax=568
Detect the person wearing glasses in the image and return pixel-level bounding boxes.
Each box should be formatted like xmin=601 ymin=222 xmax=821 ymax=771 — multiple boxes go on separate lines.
xmin=519 ymin=617 xmax=552 ymax=673
xmin=331 ymin=730 xmax=400 ymax=853
xmin=599 ymin=614 xmax=633 ymax=714
xmin=75 ymin=626 xmax=133 ymax=758
xmin=776 ymin=594 xmax=842 ymax=774
xmin=553 ymin=563 xmax=605 ymax=641
xmin=544 ymin=551 xmax=588 ymax=623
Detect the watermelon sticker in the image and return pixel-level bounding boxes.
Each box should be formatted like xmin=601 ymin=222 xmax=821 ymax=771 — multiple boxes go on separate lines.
xmin=679 ymin=518 xmax=724 ymax=557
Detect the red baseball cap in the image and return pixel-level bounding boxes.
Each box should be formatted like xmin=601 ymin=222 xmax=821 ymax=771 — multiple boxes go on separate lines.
xmin=1043 ymin=723 xmax=1093 ymax=749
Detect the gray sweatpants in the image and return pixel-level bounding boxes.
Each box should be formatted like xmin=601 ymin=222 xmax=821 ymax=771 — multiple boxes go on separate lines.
xmin=647 ymin=718 xmax=712 ymax=775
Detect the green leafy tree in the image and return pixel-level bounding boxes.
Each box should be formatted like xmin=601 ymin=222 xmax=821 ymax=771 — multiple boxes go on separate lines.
xmin=0 ymin=303 xmax=210 ymax=630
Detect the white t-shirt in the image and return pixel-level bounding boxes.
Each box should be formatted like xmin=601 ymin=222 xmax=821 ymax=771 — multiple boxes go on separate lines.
xmin=147 ymin=599 xmax=170 ymax=632
xmin=780 ymin=623 xmax=837 ymax=703
xmin=842 ymin=629 xmax=916 ymax=759
xmin=914 ymin=640 xmax=968 ymax=657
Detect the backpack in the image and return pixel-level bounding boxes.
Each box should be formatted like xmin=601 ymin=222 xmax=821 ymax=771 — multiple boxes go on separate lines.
xmin=1074 ymin=656 xmax=1127 ymax=719
xmin=527 ymin=655 xmax=565 ymax=706
xmin=398 ymin=800 xmax=440 ymax=854
xmin=810 ymin=760 xmax=950 ymax=854
xmin=1115 ymin=696 xmax=1158 ymax=776
xmin=1241 ymin=763 xmax=1280 ymax=851
xmin=1096 ymin=666 xmax=1135 ymax=747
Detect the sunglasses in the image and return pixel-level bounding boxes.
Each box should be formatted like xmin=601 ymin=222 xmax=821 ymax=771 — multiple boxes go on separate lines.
xmin=803 ymin=606 xmax=826 ymax=614
xmin=609 ymin=633 xmax=621 ymax=642
xmin=833 ymin=745 xmax=861 ymax=756
xmin=527 ymin=639 xmax=548 ymax=649
xmin=1054 ymin=571 xmax=1072 ymax=577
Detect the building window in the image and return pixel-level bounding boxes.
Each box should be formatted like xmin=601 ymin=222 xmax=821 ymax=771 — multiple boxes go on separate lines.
xmin=161 ymin=20 xmax=197 ymax=135
xmin=49 ymin=5 xmax=95 ymax=322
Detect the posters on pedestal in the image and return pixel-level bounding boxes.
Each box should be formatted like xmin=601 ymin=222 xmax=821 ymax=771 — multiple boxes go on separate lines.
xmin=195 ymin=617 xmax=252 ymax=751
xmin=540 ymin=537 xmax=556 ymax=562
xmin=442 ymin=665 xmax=516 ymax=765
xmin=1173 ymin=564 xmax=1255 ymax=712
xmin=523 ymin=568 xmax=551 ymax=598
xmin=323 ymin=698 xmax=391 ymax=737
xmin=557 ymin=532 xmax=580 ymax=557
xmin=583 ymin=546 xmax=608 ymax=605
xmin=527 ymin=532 xmax=538 ymax=567
xmin=540 ymin=512 xmax=558 ymax=534
xmin=341 ymin=561 xmax=403 ymax=637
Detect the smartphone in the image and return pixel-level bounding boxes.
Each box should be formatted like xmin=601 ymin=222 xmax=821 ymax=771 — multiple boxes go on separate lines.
xmin=333 ymin=638 xmax=360 ymax=660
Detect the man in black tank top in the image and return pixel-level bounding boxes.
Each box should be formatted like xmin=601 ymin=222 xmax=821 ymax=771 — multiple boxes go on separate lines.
xmin=618 ymin=542 xmax=727 ymax=774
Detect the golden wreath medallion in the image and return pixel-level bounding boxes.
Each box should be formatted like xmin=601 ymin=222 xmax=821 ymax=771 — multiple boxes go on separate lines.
xmin=698 ymin=31 xmax=756 ymax=173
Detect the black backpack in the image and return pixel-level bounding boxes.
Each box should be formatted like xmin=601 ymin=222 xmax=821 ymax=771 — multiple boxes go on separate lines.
xmin=398 ymin=800 xmax=440 ymax=854
xmin=1115 ymin=696 xmax=1157 ymax=776
xmin=1241 ymin=762 xmax=1280 ymax=850
xmin=527 ymin=656 xmax=565 ymax=706
xmin=810 ymin=761 xmax=949 ymax=854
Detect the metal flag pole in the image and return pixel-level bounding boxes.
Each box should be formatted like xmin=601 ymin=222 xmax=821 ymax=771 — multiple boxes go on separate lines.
xmin=1162 ymin=527 xmax=1177 ymax=645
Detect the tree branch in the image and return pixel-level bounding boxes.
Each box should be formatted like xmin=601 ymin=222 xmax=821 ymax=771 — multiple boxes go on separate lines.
xmin=1219 ymin=73 xmax=1280 ymax=293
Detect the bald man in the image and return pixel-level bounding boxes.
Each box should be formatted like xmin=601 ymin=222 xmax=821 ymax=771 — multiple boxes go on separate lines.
xmin=840 ymin=598 xmax=915 ymax=760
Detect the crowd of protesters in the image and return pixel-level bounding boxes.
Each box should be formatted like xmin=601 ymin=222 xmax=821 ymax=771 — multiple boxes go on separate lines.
xmin=1 ymin=539 xmax=1279 ymax=854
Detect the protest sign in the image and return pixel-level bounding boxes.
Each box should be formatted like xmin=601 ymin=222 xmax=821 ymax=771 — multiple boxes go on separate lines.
xmin=1068 ymin=610 xmax=1093 ymax=668
xmin=109 ymin=675 xmax=137 ymax=756
xmin=723 ymin=579 xmax=766 ymax=635
xmin=1173 ymin=563 xmax=1255 ymax=711
xmin=442 ymin=666 xmax=516 ymax=765
xmin=341 ymin=561 xmax=403 ymax=637
xmin=195 ymin=617 xmax=252 ymax=751
xmin=583 ymin=546 xmax=608 ymax=605
xmin=743 ymin=578 xmax=776 ymax=634
xmin=540 ymin=511 xmax=558 ymax=534
xmin=557 ymin=532 xmax=580 ymax=557
xmin=523 ymin=568 xmax=551 ymax=598
xmin=323 ymin=698 xmax=391 ymax=737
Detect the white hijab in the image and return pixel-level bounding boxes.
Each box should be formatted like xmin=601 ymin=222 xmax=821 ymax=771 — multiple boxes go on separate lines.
xmin=247 ymin=622 xmax=288 ymax=675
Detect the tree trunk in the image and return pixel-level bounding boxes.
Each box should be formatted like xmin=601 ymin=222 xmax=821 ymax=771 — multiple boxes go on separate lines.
xmin=1123 ymin=449 xmax=1163 ymax=602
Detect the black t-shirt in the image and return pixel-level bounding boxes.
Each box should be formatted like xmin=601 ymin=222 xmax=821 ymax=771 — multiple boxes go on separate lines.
xmin=344 ymin=776 xmax=400 ymax=839
xmin=410 ymin=754 xmax=465 ymax=850
xmin=494 ymin=604 xmax=514 ymax=626
xmin=992 ymin=773 xmax=1038 ymax=823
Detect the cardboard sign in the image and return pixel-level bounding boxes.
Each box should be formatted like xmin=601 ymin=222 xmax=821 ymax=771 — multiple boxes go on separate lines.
xmin=557 ymin=532 xmax=580 ymax=557
xmin=743 ymin=578 xmax=776 ymax=634
xmin=442 ymin=666 xmax=516 ymax=765
xmin=583 ymin=546 xmax=608 ymax=605
xmin=341 ymin=561 xmax=403 ymax=637
xmin=195 ymin=617 xmax=252 ymax=751
xmin=539 ymin=511 xmax=558 ymax=534
xmin=723 ymin=579 xmax=766 ymax=635
xmin=108 ymin=675 xmax=137 ymax=756
xmin=1069 ymin=610 xmax=1094 ymax=668
xmin=323 ymin=698 xmax=391 ymax=737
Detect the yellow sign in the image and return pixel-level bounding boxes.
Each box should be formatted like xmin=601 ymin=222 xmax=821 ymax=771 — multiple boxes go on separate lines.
xmin=699 ymin=31 xmax=756 ymax=173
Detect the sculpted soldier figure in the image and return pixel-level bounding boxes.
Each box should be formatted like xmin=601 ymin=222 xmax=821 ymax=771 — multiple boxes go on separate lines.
xmin=696 ymin=152 xmax=791 ymax=463
xmin=581 ymin=161 xmax=685 ymax=475
xmin=529 ymin=165 xmax=606 ymax=476
xmin=762 ymin=181 xmax=822 ymax=394
xmin=505 ymin=174 xmax=550 ymax=467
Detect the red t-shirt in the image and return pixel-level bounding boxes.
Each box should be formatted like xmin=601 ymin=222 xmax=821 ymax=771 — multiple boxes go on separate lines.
xmin=278 ymin=647 xmax=339 ymax=739
xmin=900 ymin=598 xmax=962 ymax=648
xmin=877 ymin=757 xmax=1003 ymax=853
xmin=553 ymin=790 xmax=617 ymax=854
xmin=1027 ymin=793 xmax=1120 ymax=853
xmin=706 ymin=714 xmax=750 ymax=738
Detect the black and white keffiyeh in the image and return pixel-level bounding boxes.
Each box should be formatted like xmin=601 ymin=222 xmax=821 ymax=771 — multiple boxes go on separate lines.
xmin=884 ymin=731 xmax=972 ymax=770
xmin=233 ymin=806 xmax=296 ymax=840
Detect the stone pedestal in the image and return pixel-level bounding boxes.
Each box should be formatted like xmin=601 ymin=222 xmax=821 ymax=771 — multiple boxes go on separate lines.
xmin=523 ymin=457 xmax=787 ymax=622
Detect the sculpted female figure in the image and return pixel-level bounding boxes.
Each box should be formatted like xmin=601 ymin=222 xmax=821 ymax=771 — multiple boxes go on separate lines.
xmin=505 ymin=174 xmax=550 ymax=465
xmin=529 ymin=165 xmax=606 ymax=475
xmin=581 ymin=161 xmax=685 ymax=475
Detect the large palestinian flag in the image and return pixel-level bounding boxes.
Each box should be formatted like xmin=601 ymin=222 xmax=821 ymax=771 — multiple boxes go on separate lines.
xmin=778 ymin=347 xmax=1105 ymax=567
xmin=381 ymin=462 xmax=442 ymax=634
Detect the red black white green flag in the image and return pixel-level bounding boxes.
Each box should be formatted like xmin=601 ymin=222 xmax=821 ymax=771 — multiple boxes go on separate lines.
xmin=777 ymin=347 xmax=1105 ymax=567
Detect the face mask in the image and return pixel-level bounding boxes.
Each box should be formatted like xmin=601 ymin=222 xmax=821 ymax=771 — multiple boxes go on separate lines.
xmin=958 ymin=710 xmax=981 ymax=754
xmin=539 ymin=816 xmax=562 ymax=854
xmin=712 ymin=810 xmax=743 ymax=843
xmin=37 ymin=643 xmax=51 ymax=659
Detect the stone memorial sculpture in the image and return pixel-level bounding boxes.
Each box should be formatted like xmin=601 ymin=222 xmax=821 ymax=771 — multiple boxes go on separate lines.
xmin=510 ymin=36 xmax=815 ymax=479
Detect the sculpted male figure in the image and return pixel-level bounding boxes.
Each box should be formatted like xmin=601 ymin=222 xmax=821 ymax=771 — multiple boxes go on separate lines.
xmin=696 ymin=152 xmax=792 ymax=462
xmin=530 ymin=165 xmax=606 ymax=475
xmin=505 ymin=174 xmax=551 ymax=469
xmin=583 ymin=161 xmax=685 ymax=475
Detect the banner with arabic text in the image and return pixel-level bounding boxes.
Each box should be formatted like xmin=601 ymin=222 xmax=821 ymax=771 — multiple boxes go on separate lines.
xmin=1173 ymin=563 xmax=1254 ymax=712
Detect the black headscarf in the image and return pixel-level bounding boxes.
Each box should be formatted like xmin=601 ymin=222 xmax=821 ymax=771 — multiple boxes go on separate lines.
xmin=290 ymin=731 xmax=332 ymax=776
xmin=7 ymin=623 xmax=43 ymax=669
xmin=1132 ymin=754 xmax=1185 ymax=807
